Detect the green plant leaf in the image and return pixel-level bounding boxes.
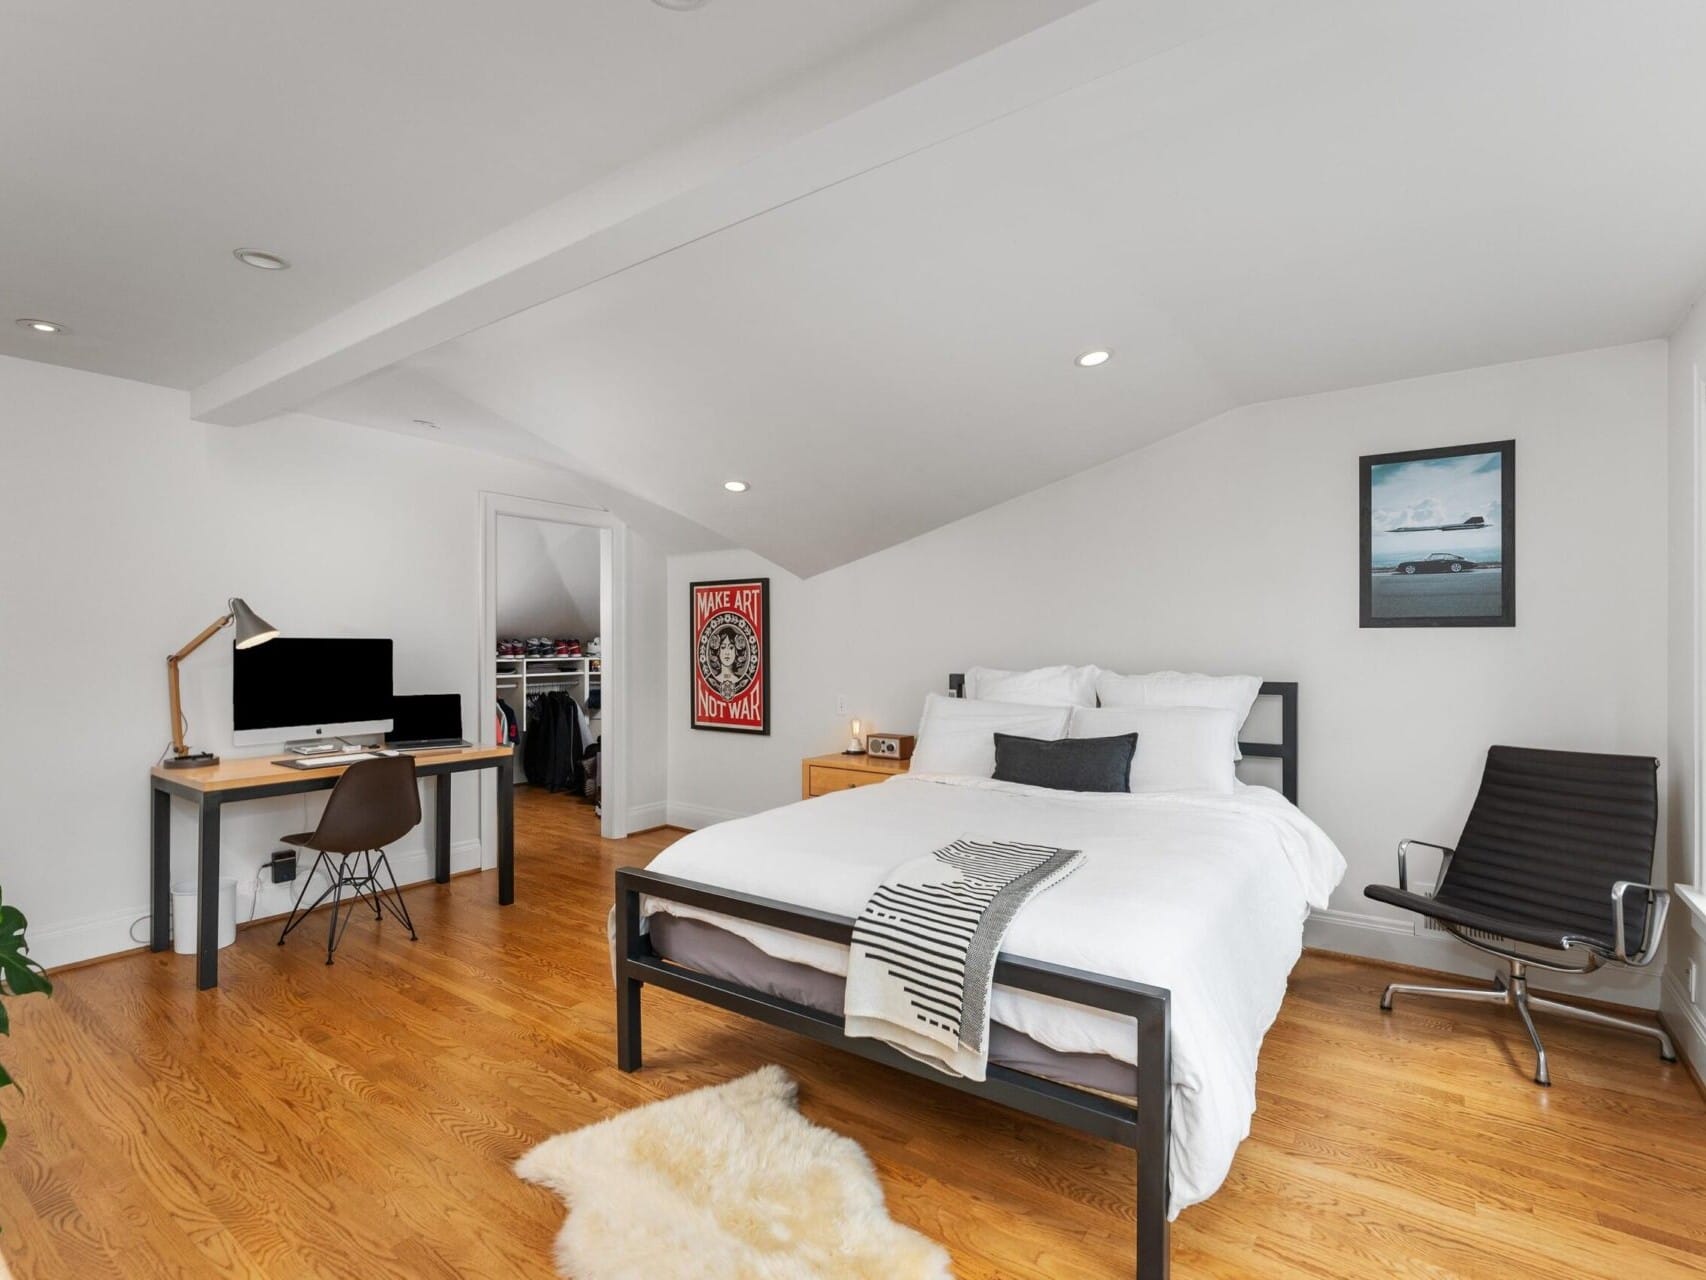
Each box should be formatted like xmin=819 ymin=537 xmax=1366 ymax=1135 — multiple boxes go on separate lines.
xmin=0 ymin=960 xmax=49 ymax=998
xmin=0 ymin=1000 xmax=9 ymax=1035
xmin=0 ymin=1062 xmax=13 ymax=1089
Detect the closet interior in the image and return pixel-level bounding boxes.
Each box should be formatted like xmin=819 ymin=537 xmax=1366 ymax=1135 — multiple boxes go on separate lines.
xmin=492 ymin=516 xmax=605 ymax=814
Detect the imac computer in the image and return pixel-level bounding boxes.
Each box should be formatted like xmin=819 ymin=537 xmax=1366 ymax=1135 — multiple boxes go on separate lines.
xmin=232 ymin=637 xmax=394 ymax=746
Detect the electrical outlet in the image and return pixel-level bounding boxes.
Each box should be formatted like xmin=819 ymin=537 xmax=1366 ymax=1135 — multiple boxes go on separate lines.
xmin=835 ymin=694 xmax=850 ymax=716
xmin=1689 ymin=958 xmax=1700 ymax=1003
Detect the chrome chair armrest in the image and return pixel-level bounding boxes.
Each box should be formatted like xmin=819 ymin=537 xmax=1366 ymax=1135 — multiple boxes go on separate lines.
xmin=1611 ymin=880 xmax=1671 ymax=966
xmin=1397 ymin=839 xmax=1454 ymax=893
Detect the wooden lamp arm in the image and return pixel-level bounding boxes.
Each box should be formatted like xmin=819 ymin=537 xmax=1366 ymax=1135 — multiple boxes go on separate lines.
xmin=167 ymin=611 xmax=233 ymax=757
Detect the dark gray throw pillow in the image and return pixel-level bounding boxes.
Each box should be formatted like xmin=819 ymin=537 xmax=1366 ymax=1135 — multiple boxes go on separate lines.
xmin=991 ymin=732 xmax=1136 ymax=793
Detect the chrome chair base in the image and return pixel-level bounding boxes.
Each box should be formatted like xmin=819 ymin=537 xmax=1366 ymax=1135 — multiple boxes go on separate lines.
xmin=1381 ymin=960 xmax=1676 ymax=1086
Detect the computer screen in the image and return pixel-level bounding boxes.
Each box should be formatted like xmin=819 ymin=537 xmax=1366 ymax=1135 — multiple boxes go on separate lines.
xmin=232 ymin=638 xmax=394 ymax=744
xmin=387 ymin=693 xmax=463 ymax=743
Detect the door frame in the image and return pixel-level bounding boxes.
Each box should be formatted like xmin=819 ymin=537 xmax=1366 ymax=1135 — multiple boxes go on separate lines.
xmin=1693 ymin=365 xmax=1705 ymax=890
xmin=477 ymin=492 xmax=628 ymax=849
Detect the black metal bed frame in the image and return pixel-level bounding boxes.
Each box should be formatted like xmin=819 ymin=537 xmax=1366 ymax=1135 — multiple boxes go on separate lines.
xmin=614 ymin=678 xmax=1300 ymax=1279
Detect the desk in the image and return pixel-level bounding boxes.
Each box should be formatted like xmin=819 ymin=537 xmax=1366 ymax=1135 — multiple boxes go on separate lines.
xmin=150 ymin=746 xmax=514 ymax=989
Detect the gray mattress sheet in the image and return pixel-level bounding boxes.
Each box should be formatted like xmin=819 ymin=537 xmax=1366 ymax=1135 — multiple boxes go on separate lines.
xmin=648 ymin=913 xmax=1137 ymax=1099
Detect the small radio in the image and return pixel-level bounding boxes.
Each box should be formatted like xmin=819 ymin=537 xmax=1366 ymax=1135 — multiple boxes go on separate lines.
xmin=865 ymin=733 xmax=915 ymax=761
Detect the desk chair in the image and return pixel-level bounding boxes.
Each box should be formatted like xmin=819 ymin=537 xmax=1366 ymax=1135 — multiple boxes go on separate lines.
xmin=277 ymin=756 xmax=421 ymax=964
xmin=1365 ymin=745 xmax=1674 ymax=1085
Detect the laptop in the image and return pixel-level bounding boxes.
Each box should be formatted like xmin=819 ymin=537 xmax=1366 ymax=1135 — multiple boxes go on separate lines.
xmin=385 ymin=694 xmax=470 ymax=750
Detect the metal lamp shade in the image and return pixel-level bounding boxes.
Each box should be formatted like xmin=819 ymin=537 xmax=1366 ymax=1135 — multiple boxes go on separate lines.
xmin=229 ymin=597 xmax=279 ymax=649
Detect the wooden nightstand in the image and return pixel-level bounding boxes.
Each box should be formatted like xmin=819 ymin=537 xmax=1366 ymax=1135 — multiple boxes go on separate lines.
xmin=801 ymin=752 xmax=909 ymax=799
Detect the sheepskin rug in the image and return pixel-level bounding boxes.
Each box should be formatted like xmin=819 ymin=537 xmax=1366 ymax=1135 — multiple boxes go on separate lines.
xmin=515 ymin=1065 xmax=952 ymax=1280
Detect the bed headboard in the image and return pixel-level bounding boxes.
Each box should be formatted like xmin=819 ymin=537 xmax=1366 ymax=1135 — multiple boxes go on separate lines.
xmin=946 ymin=674 xmax=1299 ymax=806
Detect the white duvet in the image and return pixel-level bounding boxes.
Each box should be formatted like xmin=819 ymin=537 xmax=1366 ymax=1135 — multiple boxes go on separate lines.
xmin=639 ymin=774 xmax=1346 ymax=1216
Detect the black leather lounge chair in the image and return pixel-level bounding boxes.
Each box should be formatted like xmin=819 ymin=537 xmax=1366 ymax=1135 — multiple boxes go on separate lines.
xmin=1364 ymin=745 xmax=1675 ymax=1085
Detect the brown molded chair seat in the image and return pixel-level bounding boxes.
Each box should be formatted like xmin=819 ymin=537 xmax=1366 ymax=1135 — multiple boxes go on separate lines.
xmin=276 ymin=755 xmax=422 ymax=963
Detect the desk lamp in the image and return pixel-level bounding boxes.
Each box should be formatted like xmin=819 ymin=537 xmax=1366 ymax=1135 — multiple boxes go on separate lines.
xmin=164 ymin=597 xmax=278 ymax=769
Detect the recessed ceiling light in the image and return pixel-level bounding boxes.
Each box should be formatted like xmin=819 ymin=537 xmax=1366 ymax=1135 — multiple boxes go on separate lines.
xmin=1075 ymin=349 xmax=1112 ymax=368
xmin=723 ymin=480 xmax=749 ymax=493
xmin=233 ymin=248 xmax=290 ymax=271
xmin=16 ymin=318 xmax=67 ymax=334
xmin=652 ymin=0 xmax=710 ymax=9
xmin=412 ymin=419 xmax=438 ymax=429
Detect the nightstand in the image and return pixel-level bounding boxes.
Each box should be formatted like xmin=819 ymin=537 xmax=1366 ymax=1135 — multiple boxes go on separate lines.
xmin=801 ymin=752 xmax=909 ymax=799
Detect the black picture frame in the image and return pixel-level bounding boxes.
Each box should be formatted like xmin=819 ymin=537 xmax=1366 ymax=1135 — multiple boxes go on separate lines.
xmin=1360 ymin=439 xmax=1515 ymax=628
xmin=689 ymin=577 xmax=771 ymax=734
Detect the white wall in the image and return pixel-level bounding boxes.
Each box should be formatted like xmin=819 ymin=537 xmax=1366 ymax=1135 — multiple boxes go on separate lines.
xmin=495 ymin=518 xmax=601 ymax=640
xmin=0 ymin=354 xmax=667 ymax=967
xmin=668 ymin=342 xmax=1671 ymax=1005
xmin=1663 ymin=296 xmax=1706 ymax=1072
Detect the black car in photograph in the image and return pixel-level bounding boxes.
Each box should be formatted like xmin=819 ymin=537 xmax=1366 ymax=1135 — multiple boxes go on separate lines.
xmin=1394 ymin=552 xmax=1476 ymax=574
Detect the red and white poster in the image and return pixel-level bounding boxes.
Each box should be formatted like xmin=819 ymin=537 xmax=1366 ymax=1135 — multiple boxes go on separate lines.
xmin=690 ymin=578 xmax=770 ymax=734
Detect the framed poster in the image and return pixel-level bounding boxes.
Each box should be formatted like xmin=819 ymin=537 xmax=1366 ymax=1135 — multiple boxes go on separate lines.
xmin=1360 ymin=439 xmax=1515 ymax=628
xmin=690 ymin=577 xmax=770 ymax=733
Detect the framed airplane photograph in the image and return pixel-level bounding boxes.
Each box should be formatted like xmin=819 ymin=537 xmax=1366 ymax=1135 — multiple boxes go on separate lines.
xmin=1360 ymin=439 xmax=1515 ymax=628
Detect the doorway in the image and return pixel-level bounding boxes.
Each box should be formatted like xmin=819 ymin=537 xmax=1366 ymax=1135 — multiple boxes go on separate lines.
xmin=477 ymin=493 xmax=628 ymax=848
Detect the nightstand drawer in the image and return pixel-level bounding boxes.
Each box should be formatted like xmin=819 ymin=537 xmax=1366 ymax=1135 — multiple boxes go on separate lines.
xmin=806 ymin=765 xmax=890 ymax=797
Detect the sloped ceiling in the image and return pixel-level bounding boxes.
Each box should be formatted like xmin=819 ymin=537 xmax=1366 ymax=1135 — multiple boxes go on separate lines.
xmin=0 ymin=0 xmax=1073 ymax=386
xmin=10 ymin=1 xmax=1706 ymax=574
xmin=315 ymin=0 xmax=1706 ymax=575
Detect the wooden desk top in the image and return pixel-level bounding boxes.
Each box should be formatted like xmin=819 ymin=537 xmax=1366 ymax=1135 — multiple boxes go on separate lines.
xmin=151 ymin=745 xmax=513 ymax=794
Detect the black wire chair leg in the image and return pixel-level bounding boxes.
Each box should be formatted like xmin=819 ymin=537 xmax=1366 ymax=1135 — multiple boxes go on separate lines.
xmin=325 ymin=856 xmax=355 ymax=965
xmin=372 ymin=851 xmax=418 ymax=940
xmin=278 ymin=852 xmax=335 ymax=944
xmin=362 ymin=850 xmax=383 ymax=919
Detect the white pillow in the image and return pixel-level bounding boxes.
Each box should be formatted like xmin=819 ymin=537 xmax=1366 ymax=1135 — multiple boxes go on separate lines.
xmin=1093 ymin=670 xmax=1262 ymax=759
xmin=1069 ymin=705 xmax=1238 ymax=795
xmin=911 ymin=694 xmax=1073 ymax=778
xmin=963 ymin=665 xmax=1098 ymax=707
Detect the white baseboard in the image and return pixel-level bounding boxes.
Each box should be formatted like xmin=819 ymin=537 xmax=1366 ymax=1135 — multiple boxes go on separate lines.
xmin=1305 ymin=904 xmax=1662 ymax=1010
xmin=32 ymin=839 xmax=484 ymax=972
xmin=29 ymin=906 xmax=153 ymax=972
xmin=665 ymin=801 xmax=750 ymax=831
xmin=626 ymin=801 xmax=668 ymax=832
xmin=1660 ymin=969 xmax=1706 ymax=1080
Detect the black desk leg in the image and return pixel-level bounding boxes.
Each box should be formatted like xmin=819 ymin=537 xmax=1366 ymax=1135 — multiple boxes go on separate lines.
xmin=150 ymin=785 xmax=171 ymax=952
xmin=434 ymin=774 xmax=452 ymax=884
xmin=196 ymin=796 xmax=223 ymax=990
xmin=497 ymin=758 xmax=515 ymax=905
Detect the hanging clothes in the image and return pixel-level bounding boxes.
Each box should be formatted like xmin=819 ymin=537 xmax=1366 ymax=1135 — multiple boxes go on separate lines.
xmin=522 ymin=690 xmax=587 ymax=793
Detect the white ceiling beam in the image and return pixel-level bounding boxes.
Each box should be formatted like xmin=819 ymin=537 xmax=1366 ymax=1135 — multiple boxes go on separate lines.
xmin=190 ymin=0 xmax=1271 ymax=426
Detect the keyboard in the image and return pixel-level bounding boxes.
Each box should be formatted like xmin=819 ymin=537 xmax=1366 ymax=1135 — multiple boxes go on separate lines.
xmin=276 ymin=751 xmax=395 ymax=770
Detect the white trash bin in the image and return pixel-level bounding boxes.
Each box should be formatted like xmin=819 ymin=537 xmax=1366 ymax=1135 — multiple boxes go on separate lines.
xmin=171 ymin=878 xmax=238 ymax=955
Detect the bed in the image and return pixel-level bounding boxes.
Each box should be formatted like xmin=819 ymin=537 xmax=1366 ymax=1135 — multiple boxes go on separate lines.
xmin=614 ymin=679 xmax=1343 ymax=1279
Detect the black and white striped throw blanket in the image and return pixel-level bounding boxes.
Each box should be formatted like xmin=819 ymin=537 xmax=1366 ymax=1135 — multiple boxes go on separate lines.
xmin=843 ymin=837 xmax=1085 ymax=1081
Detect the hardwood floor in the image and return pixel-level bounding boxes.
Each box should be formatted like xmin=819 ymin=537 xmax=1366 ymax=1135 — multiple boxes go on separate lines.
xmin=3 ymin=789 xmax=1704 ymax=1278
